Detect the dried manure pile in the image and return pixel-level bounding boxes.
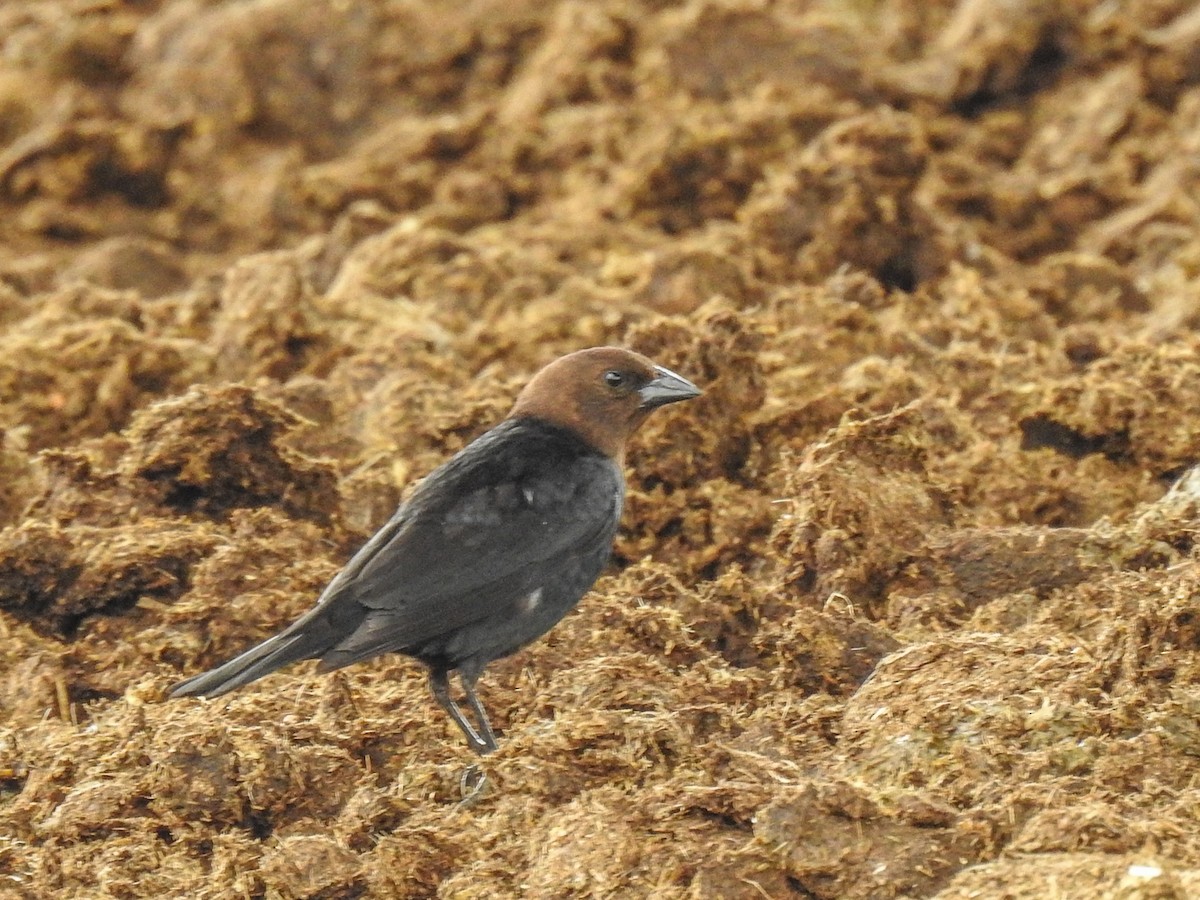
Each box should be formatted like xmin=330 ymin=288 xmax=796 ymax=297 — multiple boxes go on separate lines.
xmin=1 ymin=1 xmax=1199 ymax=898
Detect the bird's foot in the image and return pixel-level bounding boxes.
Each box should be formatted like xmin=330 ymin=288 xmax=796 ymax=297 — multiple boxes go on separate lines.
xmin=458 ymin=763 xmax=492 ymax=805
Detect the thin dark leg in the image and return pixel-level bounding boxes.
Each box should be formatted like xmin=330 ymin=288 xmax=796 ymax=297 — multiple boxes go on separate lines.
xmin=429 ymin=668 xmax=491 ymax=754
xmin=459 ymin=666 xmax=498 ymax=755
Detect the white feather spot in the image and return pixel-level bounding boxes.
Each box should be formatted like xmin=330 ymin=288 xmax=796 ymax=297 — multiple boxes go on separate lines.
xmin=518 ymin=587 xmax=543 ymax=613
xmin=522 ymin=487 xmax=535 ymax=506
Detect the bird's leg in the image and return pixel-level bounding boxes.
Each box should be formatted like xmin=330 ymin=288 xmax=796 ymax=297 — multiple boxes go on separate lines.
xmin=429 ymin=668 xmax=492 ymax=754
xmin=458 ymin=665 xmax=498 ymax=755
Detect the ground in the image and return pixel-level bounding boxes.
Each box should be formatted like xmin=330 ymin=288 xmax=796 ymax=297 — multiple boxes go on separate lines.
xmin=1 ymin=1 xmax=1200 ymax=898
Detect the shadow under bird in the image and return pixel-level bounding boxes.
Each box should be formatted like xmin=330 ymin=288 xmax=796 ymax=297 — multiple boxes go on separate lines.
xmin=171 ymin=347 xmax=702 ymax=753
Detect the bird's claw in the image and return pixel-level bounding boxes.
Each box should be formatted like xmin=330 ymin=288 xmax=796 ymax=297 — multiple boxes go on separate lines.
xmin=458 ymin=763 xmax=491 ymax=805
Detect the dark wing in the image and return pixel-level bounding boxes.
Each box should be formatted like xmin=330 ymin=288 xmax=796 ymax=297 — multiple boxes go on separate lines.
xmin=314 ymin=424 xmax=623 ymax=666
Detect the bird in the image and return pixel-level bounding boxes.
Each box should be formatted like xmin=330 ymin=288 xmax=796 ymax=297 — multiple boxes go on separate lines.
xmin=170 ymin=347 xmax=702 ymax=754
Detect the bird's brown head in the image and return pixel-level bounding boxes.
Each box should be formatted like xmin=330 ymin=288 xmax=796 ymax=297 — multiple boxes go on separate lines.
xmin=509 ymin=347 xmax=702 ymax=459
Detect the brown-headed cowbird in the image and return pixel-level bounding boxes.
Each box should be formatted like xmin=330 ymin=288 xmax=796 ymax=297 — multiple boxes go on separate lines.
xmin=171 ymin=347 xmax=701 ymax=753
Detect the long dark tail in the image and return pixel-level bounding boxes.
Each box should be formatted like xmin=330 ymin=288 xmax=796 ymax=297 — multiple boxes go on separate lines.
xmin=170 ymin=603 xmax=360 ymax=699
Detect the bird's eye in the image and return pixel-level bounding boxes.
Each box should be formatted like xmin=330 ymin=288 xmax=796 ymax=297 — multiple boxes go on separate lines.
xmin=603 ymin=370 xmax=626 ymax=389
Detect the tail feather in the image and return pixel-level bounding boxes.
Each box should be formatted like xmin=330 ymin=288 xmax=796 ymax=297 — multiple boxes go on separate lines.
xmin=170 ymin=605 xmax=355 ymax=699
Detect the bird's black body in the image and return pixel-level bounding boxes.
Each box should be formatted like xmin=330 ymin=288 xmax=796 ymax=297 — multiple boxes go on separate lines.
xmin=172 ymin=417 xmax=623 ymax=750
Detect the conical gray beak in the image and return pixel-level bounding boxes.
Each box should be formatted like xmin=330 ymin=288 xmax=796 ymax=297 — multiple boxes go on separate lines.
xmin=638 ymin=365 xmax=702 ymax=409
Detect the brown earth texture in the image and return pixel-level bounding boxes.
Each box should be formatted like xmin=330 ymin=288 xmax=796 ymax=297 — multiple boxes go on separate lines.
xmin=1 ymin=0 xmax=1200 ymax=897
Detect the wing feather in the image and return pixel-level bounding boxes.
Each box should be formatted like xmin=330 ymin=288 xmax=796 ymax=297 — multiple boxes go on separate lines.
xmin=317 ymin=420 xmax=622 ymax=657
